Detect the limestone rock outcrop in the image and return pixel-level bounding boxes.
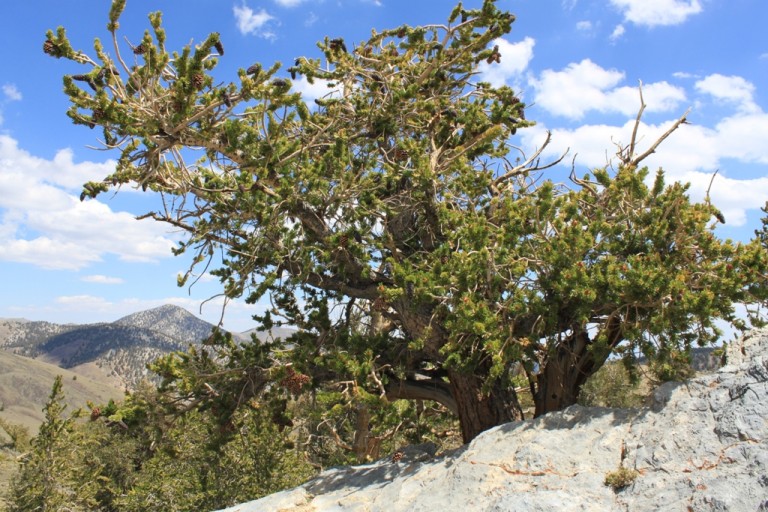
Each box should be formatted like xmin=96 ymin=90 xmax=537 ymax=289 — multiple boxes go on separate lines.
xmin=218 ymin=329 xmax=768 ymax=511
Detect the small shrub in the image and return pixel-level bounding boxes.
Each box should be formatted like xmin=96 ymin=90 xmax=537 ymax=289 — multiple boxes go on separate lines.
xmin=579 ymin=362 xmax=644 ymax=408
xmin=649 ymin=349 xmax=694 ymax=383
xmin=0 ymin=417 xmax=31 ymax=452
xmin=604 ymin=466 xmax=638 ymax=491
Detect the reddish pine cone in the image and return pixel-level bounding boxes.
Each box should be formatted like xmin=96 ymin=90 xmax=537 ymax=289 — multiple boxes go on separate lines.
xmin=43 ymin=40 xmax=57 ymax=56
xmin=280 ymin=367 xmax=311 ymax=394
xmin=192 ymin=73 xmax=205 ymax=90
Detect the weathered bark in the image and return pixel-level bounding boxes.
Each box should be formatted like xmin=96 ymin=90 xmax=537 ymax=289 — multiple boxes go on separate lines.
xmin=532 ymin=325 xmax=621 ymax=417
xmin=385 ymin=377 xmax=458 ymax=415
xmin=449 ymin=370 xmax=523 ymax=443
xmin=533 ymin=358 xmax=591 ymax=417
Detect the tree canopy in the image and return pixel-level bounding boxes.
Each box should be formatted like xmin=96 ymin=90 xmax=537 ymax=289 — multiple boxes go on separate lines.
xmin=46 ymin=0 xmax=767 ymax=443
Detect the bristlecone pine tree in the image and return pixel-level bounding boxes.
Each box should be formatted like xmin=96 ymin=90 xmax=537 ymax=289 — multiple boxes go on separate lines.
xmin=49 ymin=0 xmax=767 ymax=442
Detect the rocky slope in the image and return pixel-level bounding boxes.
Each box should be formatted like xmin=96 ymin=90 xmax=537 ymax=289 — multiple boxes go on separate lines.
xmin=114 ymin=304 xmax=218 ymax=342
xmin=0 ymin=305 xmax=219 ymax=389
xmin=221 ymin=329 xmax=768 ymax=512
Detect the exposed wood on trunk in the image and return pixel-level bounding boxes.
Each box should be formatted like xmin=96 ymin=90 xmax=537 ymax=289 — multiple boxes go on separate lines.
xmin=385 ymin=377 xmax=458 ymax=415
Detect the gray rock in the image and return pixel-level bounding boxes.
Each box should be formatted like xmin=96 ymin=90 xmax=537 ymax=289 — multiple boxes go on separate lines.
xmin=216 ymin=329 xmax=768 ymax=512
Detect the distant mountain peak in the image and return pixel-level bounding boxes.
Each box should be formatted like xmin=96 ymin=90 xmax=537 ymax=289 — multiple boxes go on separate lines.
xmin=114 ymin=304 xmax=217 ymax=342
xmin=0 ymin=304 xmax=221 ymax=390
xmin=115 ymin=304 xmax=194 ymax=323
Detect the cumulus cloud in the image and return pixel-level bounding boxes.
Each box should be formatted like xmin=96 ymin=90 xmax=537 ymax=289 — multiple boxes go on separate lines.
xmin=519 ymin=105 xmax=768 ymax=227
xmin=477 ymin=37 xmax=535 ymax=88
xmin=609 ymin=0 xmax=702 ymax=27
xmin=233 ymin=4 xmax=276 ymax=38
xmin=576 ymin=21 xmax=593 ymax=32
xmin=529 ymin=59 xmax=686 ymax=119
xmin=274 ymin=0 xmax=305 ymax=6
xmin=695 ymin=74 xmax=759 ymax=113
xmin=292 ymin=75 xmax=344 ymax=104
xmin=0 ymin=135 xmax=177 ymax=271
xmin=2 ymin=84 xmax=21 ymax=102
xmin=609 ymin=24 xmax=625 ymax=42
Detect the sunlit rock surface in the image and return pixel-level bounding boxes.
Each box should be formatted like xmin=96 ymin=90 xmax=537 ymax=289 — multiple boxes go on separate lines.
xmin=219 ymin=329 xmax=768 ymax=512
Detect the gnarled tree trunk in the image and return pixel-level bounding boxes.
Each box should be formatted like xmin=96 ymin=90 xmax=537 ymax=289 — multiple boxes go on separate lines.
xmin=449 ymin=370 xmax=523 ymax=443
xmin=532 ymin=328 xmax=617 ymax=417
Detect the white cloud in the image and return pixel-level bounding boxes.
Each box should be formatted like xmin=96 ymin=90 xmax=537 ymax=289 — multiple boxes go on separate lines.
xmin=81 ymin=275 xmax=125 ymax=285
xmin=2 ymin=84 xmax=21 ymax=102
xmin=292 ymin=75 xmax=344 ymax=103
xmin=56 ymin=295 xmax=113 ymax=310
xmin=609 ymin=24 xmax=625 ymax=42
xmin=0 ymin=135 xmax=177 ymax=270
xmin=0 ymin=238 xmax=102 ymax=270
xmin=520 ymin=106 xmax=768 ymax=227
xmin=477 ymin=37 xmax=535 ymax=88
xmin=695 ymin=74 xmax=759 ymax=113
xmin=713 ymin=112 xmax=768 ymax=164
xmin=610 ymin=0 xmax=702 ymax=27
xmin=233 ymin=4 xmax=275 ymax=37
xmin=576 ymin=21 xmax=593 ymax=32
xmin=529 ymin=59 xmax=686 ymax=119
xmin=274 ymin=0 xmax=305 ymax=5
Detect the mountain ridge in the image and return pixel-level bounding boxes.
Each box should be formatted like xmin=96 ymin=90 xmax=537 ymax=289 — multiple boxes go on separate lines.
xmin=0 ymin=304 xmax=221 ymax=389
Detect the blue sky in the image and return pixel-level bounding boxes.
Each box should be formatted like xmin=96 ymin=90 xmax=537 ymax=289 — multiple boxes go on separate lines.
xmin=0 ymin=0 xmax=766 ymax=332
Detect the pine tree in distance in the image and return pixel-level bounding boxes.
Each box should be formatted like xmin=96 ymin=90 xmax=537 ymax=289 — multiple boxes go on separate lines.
xmin=47 ymin=0 xmax=767 ymax=443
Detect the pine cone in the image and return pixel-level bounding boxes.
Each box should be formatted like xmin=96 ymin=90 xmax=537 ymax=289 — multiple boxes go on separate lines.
xmin=486 ymin=45 xmax=501 ymax=64
xmin=391 ymin=148 xmax=408 ymax=161
xmin=329 ymin=38 xmax=347 ymax=53
xmin=280 ymin=367 xmax=311 ymax=394
xmin=192 ymin=73 xmax=205 ymax=90
xmin=43 ymin=40 xmax=57 ymax=56
xmin=214 ymin=40 xmax=225 ymax=56
xmin=339 ymin=233 xmax=350 ymax=247
xmin=133 ymin=43 xmax=146 ymax=55
xmin=246 ymin=63 xmax=261 ymax=76
xmin=372 ymin=297 xmax=388 ymax=312
xmin=272 ymin=78 xmax=290 ymax=90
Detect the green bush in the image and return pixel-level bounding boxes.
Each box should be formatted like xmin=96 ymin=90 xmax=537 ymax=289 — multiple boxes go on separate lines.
xmin=604 ymin=466 xmax=639 ymax=491
xmin=579 ymin=362 xmax=644 ymax=409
